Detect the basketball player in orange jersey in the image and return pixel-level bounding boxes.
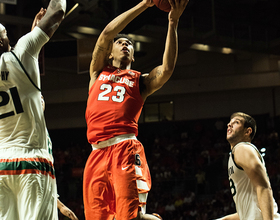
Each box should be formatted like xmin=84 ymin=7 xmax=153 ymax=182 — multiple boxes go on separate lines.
xmin=83 ymin=0 xmax=189 ymax=219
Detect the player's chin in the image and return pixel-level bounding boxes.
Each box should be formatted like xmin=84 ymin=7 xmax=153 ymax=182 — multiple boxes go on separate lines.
xmin=121 ymin=56 xmax=133 ymax=62
xmin=226 ymin=134 xmax=231 ymax=140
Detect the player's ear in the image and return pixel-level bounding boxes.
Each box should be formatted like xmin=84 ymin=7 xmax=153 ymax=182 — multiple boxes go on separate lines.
xmin=0 ymin=38 xmax=4 ymax=53
xmin=109 ymin=53 xmax=113 ymax=60
xmin=245 ymin=127 xmax=252 ymax=137
xmin=132 ymin=56 xmax=135 ymax=62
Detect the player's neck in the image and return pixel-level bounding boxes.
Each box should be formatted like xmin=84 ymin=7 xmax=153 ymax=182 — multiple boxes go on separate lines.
xmin=228 ymin=138 xmax=241 ymax=150
xmin=230 ymin=142 xmax=237 ymax=150
xmin=112 ymin=60 xmax=131 ymax=70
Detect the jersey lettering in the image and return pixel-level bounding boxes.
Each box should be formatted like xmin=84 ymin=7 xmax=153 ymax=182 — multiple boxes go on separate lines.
xmin=1 ymin=71 xmax=9 ymax=80
xmin=99 ymin=73 xmax=134 ymax=87
xmin=228 ymin=166 xmax=234 ymax=177
xmin=0 ymin=87 xmax=24 ymax=119
xmin=135 ymin=154 xmax=141 ymax=166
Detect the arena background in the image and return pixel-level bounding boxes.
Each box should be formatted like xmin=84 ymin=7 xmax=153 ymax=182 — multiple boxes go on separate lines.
xmin=1 ymin=0 xmax=280 ymax=219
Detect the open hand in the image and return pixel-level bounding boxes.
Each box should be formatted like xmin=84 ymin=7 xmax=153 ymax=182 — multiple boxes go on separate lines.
xmin=168 ymin=0 xmax=189 ymax=21
xmin=31 ymin=8 xmax=47 ymax=30
xmin=143 ymin=0 xmax=155 ymax=8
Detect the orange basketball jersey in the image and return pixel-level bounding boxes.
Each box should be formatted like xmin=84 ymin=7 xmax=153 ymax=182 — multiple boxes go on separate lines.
xmin=86 ymin=65 xmax=144 ymax=144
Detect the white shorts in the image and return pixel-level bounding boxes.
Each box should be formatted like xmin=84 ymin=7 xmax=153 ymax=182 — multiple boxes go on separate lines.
xmin=0 ymin=147 xmax=58 ymax=220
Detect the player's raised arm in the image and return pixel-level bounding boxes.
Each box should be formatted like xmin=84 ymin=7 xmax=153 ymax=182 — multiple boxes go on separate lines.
xmin=37 ymin=0 xmax=66 ymax=38
xmin=88 ymin=0 xmax=154 ymax=88
xmin=141 ymin=0 xmax=189 ymax=100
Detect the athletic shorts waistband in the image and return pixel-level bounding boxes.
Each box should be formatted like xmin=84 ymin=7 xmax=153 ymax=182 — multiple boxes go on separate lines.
xmin=91 ymin=134 xmax=137 ymax=150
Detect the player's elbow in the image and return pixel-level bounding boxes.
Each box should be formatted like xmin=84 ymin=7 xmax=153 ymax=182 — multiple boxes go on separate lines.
xmin=255 ymin=182 xmax=273 ymax=198
xmin=100 ymin=25 xmax=117 ymax=41
xmin=156 ymin=73 xmax=172 ymax=91
xmin=162 ymin=62 xmax=175 ymax=74
xmin=162 ymin=68 xmax=174 ymax=82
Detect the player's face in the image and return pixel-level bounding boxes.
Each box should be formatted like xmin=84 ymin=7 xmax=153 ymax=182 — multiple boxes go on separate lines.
xmin=111 ymin=38 xmax=134 ymax=62
xmin=226 ymin=116 xmax=246 ymax=143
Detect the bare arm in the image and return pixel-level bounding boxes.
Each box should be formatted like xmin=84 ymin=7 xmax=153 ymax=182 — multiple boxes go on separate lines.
xmin=234 ymin=144 xmax=274 ymax=220
xmin=37 ymin=0 xmax=66 ymax=38
xmin=141 ymin=0 xmax=189 ymax=100
xmin=57 ymin=198 xmax=79 ymax=220
xmin=89 ymin=0 xmax=154 ymax=89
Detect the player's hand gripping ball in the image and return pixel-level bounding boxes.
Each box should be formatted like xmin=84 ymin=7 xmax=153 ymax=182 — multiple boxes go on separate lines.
xmin=153 ymin=0 xmax=171 ymax=12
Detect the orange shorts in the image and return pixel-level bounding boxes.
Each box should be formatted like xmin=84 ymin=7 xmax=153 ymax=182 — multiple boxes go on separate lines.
xmin=83 ymin=138 xmax=151 ymax=220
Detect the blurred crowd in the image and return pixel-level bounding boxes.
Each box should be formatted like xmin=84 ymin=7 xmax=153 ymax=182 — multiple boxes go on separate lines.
xmin=49 ymin=114 xmax=280 ymax=220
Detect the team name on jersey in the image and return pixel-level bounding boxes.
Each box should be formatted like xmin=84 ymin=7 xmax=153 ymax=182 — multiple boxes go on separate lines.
xmin=228 ymin=166 xmax=234 ymax=177
xmin=99 ymin=73 xmax=135 ymax=87
xmin=1 ymin=71 xmax=9 ymax=80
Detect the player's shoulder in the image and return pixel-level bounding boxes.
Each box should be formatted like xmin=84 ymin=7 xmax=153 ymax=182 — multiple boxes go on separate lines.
xmin=234 ymin=141 xmax=254 ymax=149
xmin=233 ymin=142 xmax=260 ymax=161
xmin=232 ymin=142 xmax=255 ymax=154
xmin=141 ymin=73 xmax=149 ymax=77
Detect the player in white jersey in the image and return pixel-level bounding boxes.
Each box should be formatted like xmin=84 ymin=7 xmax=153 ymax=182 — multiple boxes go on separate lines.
xmin=41 ymin=95 xmax=79 ymax=220
xmin=218 ymin=112 xmax=280 ymax=220
xmin=0 ymin=2 xmax=66 ymax=220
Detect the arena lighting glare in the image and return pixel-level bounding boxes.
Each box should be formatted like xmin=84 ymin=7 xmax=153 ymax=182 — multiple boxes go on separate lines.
xmin=190 ymin=43 xmax=210 ymax=51
xmin=77 ymin=26 xmax=101 ymax=35
xmin=127 ymin=34 xmax=154 ymax=43
xmin=222 ymin=47 xmax=233 ymax=54
xmin=190 ymin=43 xmax=234 ymax=54
xmin=135 ymin=42 xmax=141 ymax=52
xmin=67 ymin=32 xmax=86 ymax=39
xmin=0 ymin=3 xmax=4 ymax=14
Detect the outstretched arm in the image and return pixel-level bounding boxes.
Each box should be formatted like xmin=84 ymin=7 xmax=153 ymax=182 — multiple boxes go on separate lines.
xmin=141 ymin=0 xmax=189 ymax=100
xmin=37 ymin=0 xmax=66 ymax=38
xmin=88 ymin=0 xmax=154 ymax=89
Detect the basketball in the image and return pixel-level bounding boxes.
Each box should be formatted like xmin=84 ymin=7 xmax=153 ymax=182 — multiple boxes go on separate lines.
xmin=153 ymin=0 xmax=171 ymax=12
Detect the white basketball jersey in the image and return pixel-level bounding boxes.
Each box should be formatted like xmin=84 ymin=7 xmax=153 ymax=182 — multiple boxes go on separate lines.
xmin=47 ymin=129 xmax=54 ymax=163
xmin=0 ymin=26 xmax=49 ymax=150
xmin=228 ymin=142 xmax=280 ymax=220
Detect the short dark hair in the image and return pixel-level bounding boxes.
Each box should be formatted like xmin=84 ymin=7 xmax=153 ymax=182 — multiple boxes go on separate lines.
xmin=113 ymin=34 xmax=135 ymax=47
xmin=230 ymin=112 xmax=257 ymax=140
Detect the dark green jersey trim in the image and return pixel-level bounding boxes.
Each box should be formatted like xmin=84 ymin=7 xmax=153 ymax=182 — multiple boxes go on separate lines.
xmin=0 ymin=160 xmax=55 ymax=176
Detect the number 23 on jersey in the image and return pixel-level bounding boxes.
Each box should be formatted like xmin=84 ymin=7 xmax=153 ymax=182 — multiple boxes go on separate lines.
xmin=98 ymin=84 xmax=126 ymax=103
